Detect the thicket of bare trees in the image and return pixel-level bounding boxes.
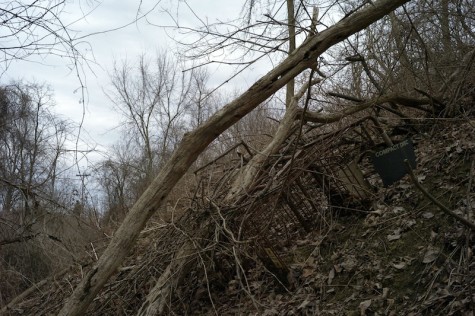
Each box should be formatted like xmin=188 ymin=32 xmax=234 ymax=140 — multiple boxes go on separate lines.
xmin=0 ymin=81 xmax=105 ymax=305
xmin=82 ymin=0 xmax=474 ymax=314
xmin=0 ymin=0 xmax=101 ymax=305
xmin=0 ymin=83 xmax=64 ymax=216
xmin=57 ymin=1 xmax=421 ymax=315
xmin=2 ymin=0 xmax=475 ymax=314
xmin=94 ymin=53 xmax=214 ymax=224
xmin=331 ymin=0 xmax=475 ymax=116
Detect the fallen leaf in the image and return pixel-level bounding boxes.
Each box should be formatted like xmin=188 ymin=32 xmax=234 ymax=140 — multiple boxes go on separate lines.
xmin=422 ymin=247 xmax=440 ymax=263
xmin=387 ymin=228 xmax=402 ymax=241
xmin=359 ymin=299 xmax=372 ymax=315
xmin=422 ymin=212 xmax=434 ymax=219
xmin=334 ymin=264 xmax=342 ymax=273
xmin=393 ymin=206 xmax=405 ymax=213
xmin=302 ymin=268 xmax=314 ymax=278
xmin=263 ymin=308 xmax=278 ymax=316
xmin=298 ymin=297 xmax=312 ymax=310
xmin=327 ymin=268 xmax=335 ymax=285
xmin=387 ymin=233 xmax=401 ymax=241
xmin=341 ymin=255 xmax=357 ymax=272
xmin=404 ymin=219 xmax=416 ymax=228
xmin=344 ymin=293 xmax=356 ymax=303
xmin=296 ymin=239 xmax=309 ymax=245
xmin=392 ymin=262 xmax=406 ymax=270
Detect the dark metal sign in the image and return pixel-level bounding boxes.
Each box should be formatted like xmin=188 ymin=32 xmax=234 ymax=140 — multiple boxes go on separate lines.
xmin=372 ymin=139 xmax=417 ymax=186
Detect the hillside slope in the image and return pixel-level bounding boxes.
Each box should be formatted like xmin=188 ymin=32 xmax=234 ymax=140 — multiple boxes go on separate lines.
xmin=191 ymin=120 xmax=475 ymax=315
xmin=2 ymin=119 xmax=474 ymax=315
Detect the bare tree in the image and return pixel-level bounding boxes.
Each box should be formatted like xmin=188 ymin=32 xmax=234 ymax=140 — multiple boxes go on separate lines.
xmin=94 ymin=139 xmax=143 ymax=226
xmin=333 ymin=0 xmax=475 ymax=117
xmin=0 ymin=81 xmax=82 ymax=304
xmin=107 ymin=53 xmax=207 ymax=186
xmin=0 ymin=82 xmax=72 ymax=219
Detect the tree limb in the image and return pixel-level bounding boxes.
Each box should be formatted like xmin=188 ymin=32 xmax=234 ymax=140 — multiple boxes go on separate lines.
xmin=302 ymin=94 xmax=430 ymax=124
xmin=405 ymin=160 xmax=475 ymax=231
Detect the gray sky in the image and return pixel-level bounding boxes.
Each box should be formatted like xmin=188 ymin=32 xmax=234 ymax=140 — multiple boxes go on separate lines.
xmin=2 ymin=0 xmax=260 ymax=165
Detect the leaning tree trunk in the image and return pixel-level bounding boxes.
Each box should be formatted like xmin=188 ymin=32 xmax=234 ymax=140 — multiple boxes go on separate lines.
xmin=58 ymin=1 xmax=412 ymax=315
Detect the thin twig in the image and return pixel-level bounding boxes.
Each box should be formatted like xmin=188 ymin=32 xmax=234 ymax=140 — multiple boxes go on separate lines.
xmin=404 ymin=160 xmax=475 ymax=231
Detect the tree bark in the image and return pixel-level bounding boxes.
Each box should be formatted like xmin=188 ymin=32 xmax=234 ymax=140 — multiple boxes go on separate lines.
xmin=286 ymin=0 xmax=296 ymax=108
xmin=58 ymin=1 xmax=412 ymax=314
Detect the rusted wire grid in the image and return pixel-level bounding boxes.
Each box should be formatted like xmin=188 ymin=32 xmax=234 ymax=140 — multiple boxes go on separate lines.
xmin=184 ymin=117 xmax=382 ymax=288
xmin=300 ymin=128 xmax=377 ymax=203
xmin=220 ymin=141 xmax=342 ymax=269
xmin=239 ymin=154 xmax=318 ymax=241
xmin=230 ymin=172 xmax=325 ymax=275
xmin=243 ymin=117 xmax=390 ymax=273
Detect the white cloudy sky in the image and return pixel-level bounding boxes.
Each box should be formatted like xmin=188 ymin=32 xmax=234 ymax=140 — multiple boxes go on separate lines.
xmin=1 ymin=0 xmax=268 ymax=164
xmin=2 ymin=0 xmax=336 ymax=173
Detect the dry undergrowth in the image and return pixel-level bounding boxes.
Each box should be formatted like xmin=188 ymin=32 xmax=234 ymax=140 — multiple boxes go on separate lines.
xmin=2 ymin=119 xmax=474 ymax=315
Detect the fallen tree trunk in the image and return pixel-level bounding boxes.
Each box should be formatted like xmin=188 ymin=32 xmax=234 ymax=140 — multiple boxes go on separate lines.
xmin=58 ymin=1 xmax=412 ymax=315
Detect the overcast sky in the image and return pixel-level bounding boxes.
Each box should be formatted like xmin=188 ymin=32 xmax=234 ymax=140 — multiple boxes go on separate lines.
xmin=1 ymin=0 xmax=265 ymax=166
